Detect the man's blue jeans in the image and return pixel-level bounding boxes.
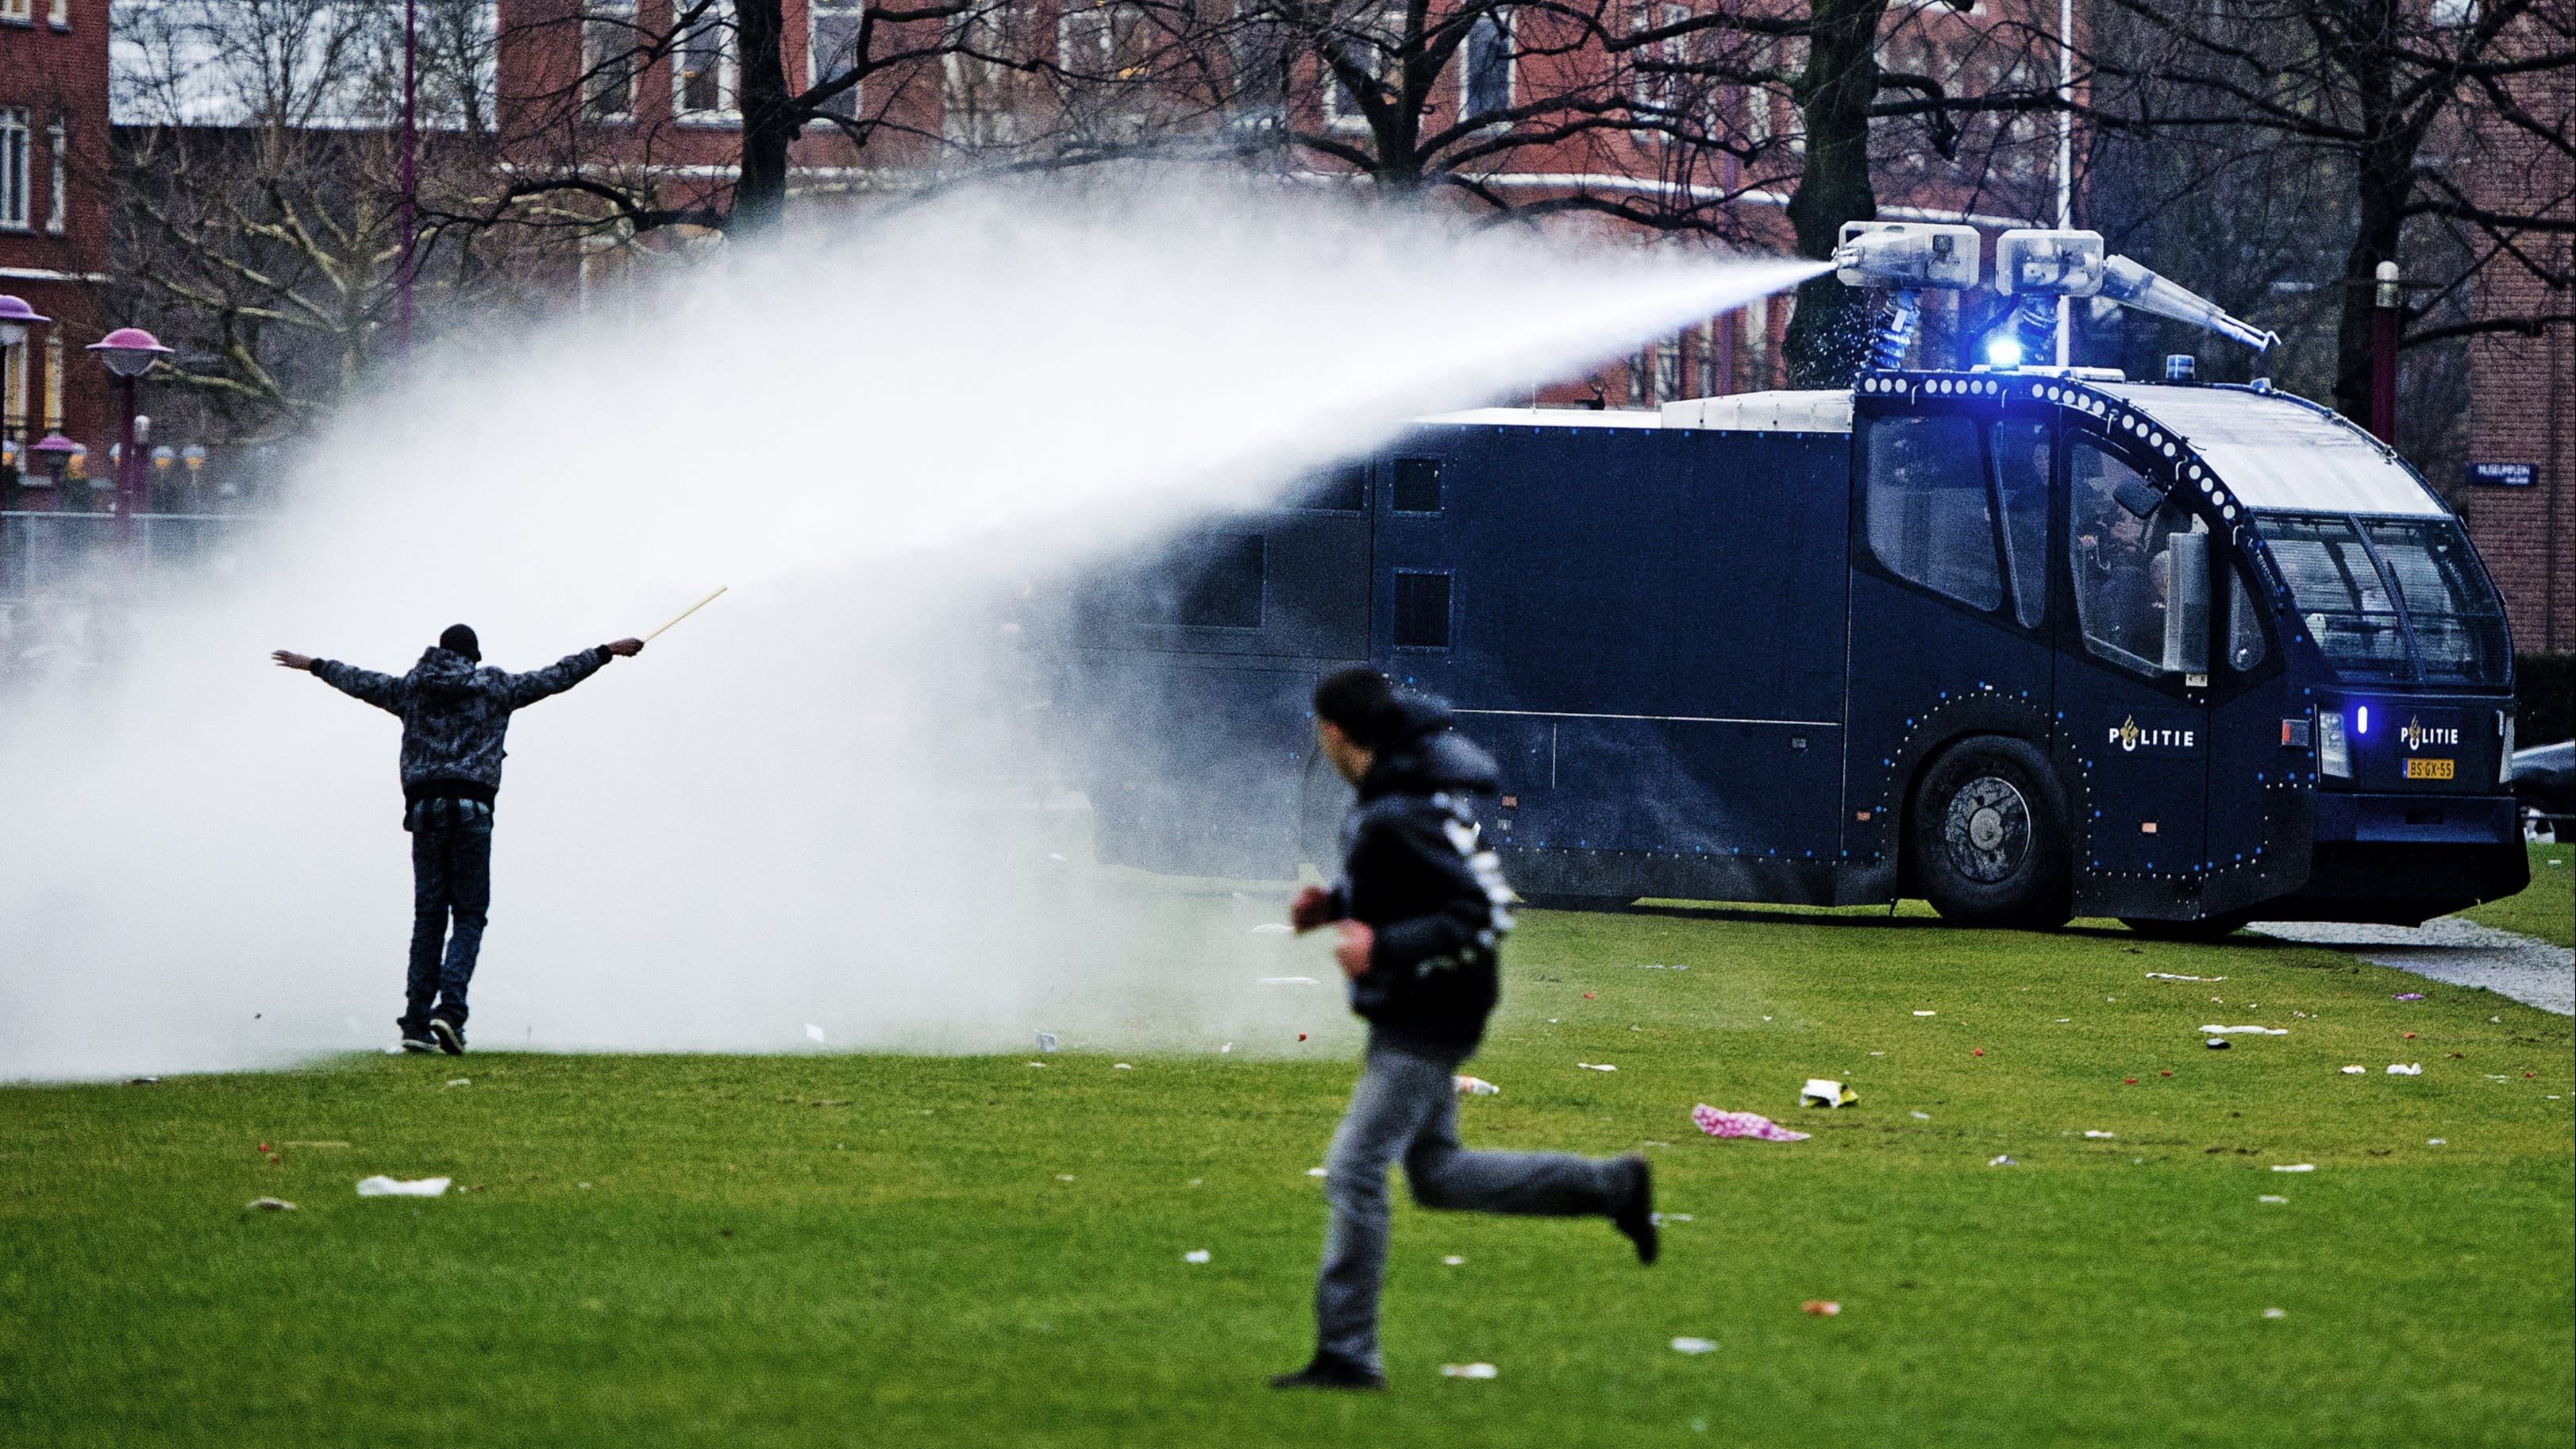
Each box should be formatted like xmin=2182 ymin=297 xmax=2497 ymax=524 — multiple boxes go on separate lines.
xmin=403 ymin=818 xmax=491 ymax=1033
xmin=1314 ymin=1037 xmax=1621 ymax=1373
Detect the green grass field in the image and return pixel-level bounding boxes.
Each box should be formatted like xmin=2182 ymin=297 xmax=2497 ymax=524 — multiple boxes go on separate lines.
xmin=2455 ymin=842 xmax=2574 ymax=946
xmin=5 ymin=904 xmax=2570 ymax=1448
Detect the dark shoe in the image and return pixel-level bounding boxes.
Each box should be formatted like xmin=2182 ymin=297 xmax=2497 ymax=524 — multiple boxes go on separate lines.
xmin=1609 ymin=1154 xmax=1658 ymax=1265
xmin=429 ymin=1019 xmax=466 ymax=1056
xmin=399 ymin=1033 xmax=437 ymax=1054
xmin=1270 ymin=1356 xmax=1385 ymax=1391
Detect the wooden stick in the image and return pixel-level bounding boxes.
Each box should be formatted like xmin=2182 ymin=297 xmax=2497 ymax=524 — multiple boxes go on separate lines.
xmin=642 ymin=585 xmax=728 ymax=642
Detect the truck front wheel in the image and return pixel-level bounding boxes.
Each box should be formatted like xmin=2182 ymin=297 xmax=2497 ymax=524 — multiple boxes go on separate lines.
xmin=1909 ymin=736 xmax=2072 ymax=929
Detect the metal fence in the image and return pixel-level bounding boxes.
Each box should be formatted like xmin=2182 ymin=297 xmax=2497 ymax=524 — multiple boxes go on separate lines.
xmin=2 ymin=511 xmax=273 ymax=679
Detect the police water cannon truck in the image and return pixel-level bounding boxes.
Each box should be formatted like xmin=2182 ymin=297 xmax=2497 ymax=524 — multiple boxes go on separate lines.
xmin=1066 ymin=229 xmax=2524 ymax=934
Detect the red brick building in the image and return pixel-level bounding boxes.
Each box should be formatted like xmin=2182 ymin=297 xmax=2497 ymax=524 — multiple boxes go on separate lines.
xmin=0 ymin=0 xmax=110 ymax=495
xmin=2456 ymin=37 xmax=2574 ymax=658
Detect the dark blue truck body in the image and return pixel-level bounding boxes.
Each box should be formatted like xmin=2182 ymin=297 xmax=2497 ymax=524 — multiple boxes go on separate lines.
xmin=1065 ymin=370 xmax=2529 ymax=927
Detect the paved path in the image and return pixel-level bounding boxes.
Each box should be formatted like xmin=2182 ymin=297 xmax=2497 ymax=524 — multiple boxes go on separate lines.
xmin=2251 ymin=918 xmax=2574 ymax=1016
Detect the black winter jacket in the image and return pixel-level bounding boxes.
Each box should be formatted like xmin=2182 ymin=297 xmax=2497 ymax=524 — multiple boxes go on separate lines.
xmin=1323 ymin=697 xmax=1516 ymax=1058
xmin=312 ymin=645 xmax=613 ymax=808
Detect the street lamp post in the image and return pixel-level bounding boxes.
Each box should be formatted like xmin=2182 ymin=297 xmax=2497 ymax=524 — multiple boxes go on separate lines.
xmin=87 ymin=328 xmax=174 ymax=540
xmin=0 ymin=293 xmax=52 ymax=468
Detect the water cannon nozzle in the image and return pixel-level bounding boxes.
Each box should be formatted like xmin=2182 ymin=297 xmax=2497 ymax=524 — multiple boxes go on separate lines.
xmin=1834 ymin=222 xmax=1981 ymax=291
xmin=2100 ymin=255 xmax=2278 ymax=353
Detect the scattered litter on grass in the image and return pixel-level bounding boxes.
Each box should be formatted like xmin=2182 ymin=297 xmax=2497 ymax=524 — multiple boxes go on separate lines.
xmin=1913 ymin=1010 xmax=1936 ymax=1017
xmin=2057 ymin=1018 xmax=2071 ymax=1023
xmin=1056 ymin=1174 xmax=1075 ymax=1182
xmin=2201 ymin=1025 xmax=2287 ymax=1035
xmin=246 ymin=1197 xmax=296 ymax=1212
xmin=1035 ymin=1032 xmax=1058 ymax=1053
xmin=2394 ymin=992 xmax=2425 ymax=1001
xmin=804 ymin=1023 xmax=826 ymax=1043
xmin=1643 ymin=1141 xmax=1673 ymax=1147
xmin=2206 ymin=1039 xmax=2231 ymax=1049
xmin=1026 ymin=1062 xmax=1049 ymax=1069
xmin=1989 ymin=1155 xmax=2017 ymax=1166
xmin=1249 ymin=923 xmax=1293 ymax=935
xmin=1307 ymin=1167 xmax=1328 ymax=1177
xmin=1115 ymin=1063 xmax=1133 ymax=1070
xmin=2145 ymin=973 xmax=2224 ymax=982
xmin=1670 ymin=1337 xmax=1718 ymax=1355
xmin=2404 ymin=1032 xmax=2418 ymax=1039
xmin=1652 ymin=1212 xmax=1695 ymax=1223
xmin=2491 ymin=1015 xmax=2503 ymax=1023
xmin=1637 ymin=962 xmax=1690 ymax=971
xmin=356 ymin=1176 xmax=451 ymax=1197
xmin=1911 ymin=1111 xmax=1930 ymax=1120
xmin=1577 ymin=1062 xmax=1617 ymax=1072
xmin=445 ymin=1078 xmax=469 ymax=1088
xmin=1183 ymin=1249 xmax=1211 ymax=1264
xmin=1441 ymin=1363 xmax=1499 ymax=1379
xmin=2428 ymin=1138 xmax=2446 ymax=1146
xmin=2272 ymin=1164 xmax=2315 ymax=1173
xmin=283 ymin=1141 xmax=349 ymax=1149
xmin=2343 ymin=1066 xmax=2367 ymax=1074
xmin=1220 ymin=1042 xmax=1234 ymax=1054
xmin=2259 ymin=1195 xmax=2287 ymax=1204
xmin=2262 ymin=1308 xmax=2286 ymax=1319
xmin=1800 ymin=1301 xmax=1841 ymax=1316
xmin=2387 ymin=1063 xmax=2423 ymax=1076
xmin=1692 ymin=1106 xmax=1810 ymax=1141
xmin=1800 ymin=1078 xmax=1858 ymax=1108
xmin=1259 ymin=976 xmax=1319 ymax=985
xmin=1442 ymin=1255 xmax=1466 ymax=1266
xmin=2083 ymin=1131 xmax=2116 ymax=1139
xmin=1972 ymin=1049 xmax=1985 ymax=1058
xmin=1455 ymin=1076 xmax=1502 ymax=1096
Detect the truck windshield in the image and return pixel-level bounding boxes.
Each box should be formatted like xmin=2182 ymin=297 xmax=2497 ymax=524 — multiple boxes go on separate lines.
xmin=2253 ymin=514 xmax=2509 ymax=686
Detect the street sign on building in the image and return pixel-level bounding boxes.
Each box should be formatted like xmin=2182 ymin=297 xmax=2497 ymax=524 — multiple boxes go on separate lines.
xmin=2469 ymin=461 xmax=2536 ymax=487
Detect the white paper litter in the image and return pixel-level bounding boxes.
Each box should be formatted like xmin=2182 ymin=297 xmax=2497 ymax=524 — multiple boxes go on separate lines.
xmin=2144 ymin=973 xmax=2224 ymax=982
xmin=1576 ymin=1062 xmax=1617 ymax=1072
xmin=1913 ymin=1011 xmax=1936 ymax=1017
xmin=1442 ymin=1255 xmax=1466 ymax=1266
xmin=2342 ymin=1066 xmax=2367 ymax=1074
xmin=2428 ymin=1138 xmax=2446 ymax=1145
xmin=2271 ymin=1164 xmax=2315 ymax=1173
xmin=1989 ymin=1154 xmax=2016 ymax=1166
xmin=445 ymin=1078 xmax=469 ymax=1088
xmin=245 ymin=1197 xmax=297 ymax=1212
xmin=1035 ymin=1032 xmax=1057 ymax=1052
xmin=2083 ymin=1130 xmax=2116 ymax=1139
xmin=356 ymin=1176 xmax=450 ymax=1197
xmin=2262 ymin=1308 xmax=2286 ymax=1319
xmin=1441 ymin=1362 xmax=1499 ymax=1379
xmin=1670 ymin=1337 xmax=1718 ymax=1355
xmin=1911 ymin=1111 xmax=1930 ymax=1120
xmin=2200 ymin=1024 xmax=2287 ymax=1035
xmin=2258 ymin=1195 xmax=2288 ymax=1204
xmin=2386 ymin=1062 xmax=2423 ymax=1075
xmin=1114 ymin=1063 xmax=1133 ymax=1070
xmin=1183 ymin=1249 xmax=1211 ymax=1264
xmin=1307 ymin=1167 xmax=1328 ymax=1177
xmin=803 ymin=1023 xmax=826 ymax=1042
xmin=1454 ymin=1076 xmax=1502 ymax=1096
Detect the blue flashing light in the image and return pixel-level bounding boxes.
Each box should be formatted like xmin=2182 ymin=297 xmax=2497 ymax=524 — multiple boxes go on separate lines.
xmin=2355 ymin=704 xmax=2370 ymax=736
xmin=1982 ymin=331 xmax=2026 ymax=368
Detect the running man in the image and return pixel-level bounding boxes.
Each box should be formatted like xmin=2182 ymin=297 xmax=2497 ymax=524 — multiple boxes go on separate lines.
xmin=1273 ymin=668 xmax=1657 ymax=1392
xmin=272 ymin=624 xmax=641 ymax=1054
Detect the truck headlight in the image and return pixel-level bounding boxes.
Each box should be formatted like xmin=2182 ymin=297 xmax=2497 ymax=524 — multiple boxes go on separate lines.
xmin=2318 ymin=710 xmax=2351 ymax=779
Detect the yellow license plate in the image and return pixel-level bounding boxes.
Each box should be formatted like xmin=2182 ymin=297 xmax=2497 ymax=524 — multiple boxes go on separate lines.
xmin=2406 ymin=757 xmax=2455 ymax=780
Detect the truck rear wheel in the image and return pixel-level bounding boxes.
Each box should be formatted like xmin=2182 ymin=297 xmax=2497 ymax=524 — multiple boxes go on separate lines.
xmin=1909 ymin=736 xmax=2072 ymax=929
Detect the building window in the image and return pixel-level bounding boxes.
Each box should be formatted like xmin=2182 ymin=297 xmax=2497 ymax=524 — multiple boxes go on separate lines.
xmin=44 ymin=333 xmax=63 ymax=430
xmin=0 ymin=110 xmax=29 ymax=229
xmin=811 ymin=0 xmax=866 ymax=120
xmin=1461 ymin=9 xmax=1512 ymax=121
xmin=48 ymin=0 xmax=65 ymax=24
xmin=45 ymin=118 xmax=65 ymax=233
xmin=1866 ymin=413 xmax=2003 ymax=613
xmin=1393 ymin=571 xmax=1452 ymax=649
xmin=1391 ymin=457 xmax=1441 ymax=512
xmin=0 ymin=0 xmax=30 ymax=23
xmin=674 ymin=0 xmax=737 ymax=121
xmin=1628 ymin=1 xmax=1690 ymax=125
xmin=583 ymin=0 xmax=639 ymax=121
xmin=1322 ymin=2 xmax=1401 ymax=131
xmin=942 ymin=1 xmax=1026 ymax=146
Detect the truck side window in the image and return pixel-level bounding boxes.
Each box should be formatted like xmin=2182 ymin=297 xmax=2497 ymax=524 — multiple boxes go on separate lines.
xmin=1990 ymin=421 xmax=2050 ymax=628
xmin=1393 ymin=570 xmax=1452 ymax=649
xmin=1392 ymin=458 xmax=1442 ymax=513
xmin=1301 ymin=463 xmax=1368 ymax=512
xmin=2070 ymin=440 xmax=2182 ymax=672
xmin=1867 ymin=415 xmax=2002 ymax=612
xmin=2228 ymin=565 xmax=2268 ymax=672
xmin=1169 ymin=533 xmax=1265 ymax=629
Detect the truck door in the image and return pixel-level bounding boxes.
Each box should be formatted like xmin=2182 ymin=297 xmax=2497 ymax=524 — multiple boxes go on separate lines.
xmin=2057 ymin=434 xmax=2211 ymax=893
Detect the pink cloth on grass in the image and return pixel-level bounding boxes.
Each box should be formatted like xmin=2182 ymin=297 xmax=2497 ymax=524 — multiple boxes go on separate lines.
xmin=1692 ymin=1104 xmax=1810 ymax=1142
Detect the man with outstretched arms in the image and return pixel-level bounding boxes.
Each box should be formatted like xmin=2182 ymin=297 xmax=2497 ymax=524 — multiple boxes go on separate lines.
xmin=1272 ymin=667 xmax=1658 ymax=1392
xmin=272 ymin=624 xmax=641 ymax=1055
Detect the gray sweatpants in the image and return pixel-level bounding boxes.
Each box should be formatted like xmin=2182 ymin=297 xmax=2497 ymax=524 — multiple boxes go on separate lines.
xmin=1315 ymin=1037 xmax=1623 ymax=1370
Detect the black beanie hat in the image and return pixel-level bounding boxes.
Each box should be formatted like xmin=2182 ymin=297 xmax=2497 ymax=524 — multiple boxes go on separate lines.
xmin=438 ymin=624 xmax=481 ymax=661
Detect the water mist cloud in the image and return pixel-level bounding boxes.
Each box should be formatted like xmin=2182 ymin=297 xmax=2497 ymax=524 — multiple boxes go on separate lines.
xmin=0 ymin=175 xmax=1827 ymax=1081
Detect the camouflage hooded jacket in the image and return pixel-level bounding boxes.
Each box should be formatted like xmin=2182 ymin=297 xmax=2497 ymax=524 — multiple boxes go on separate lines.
xmin=311 ymin=645 xmax=613 ymax=805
